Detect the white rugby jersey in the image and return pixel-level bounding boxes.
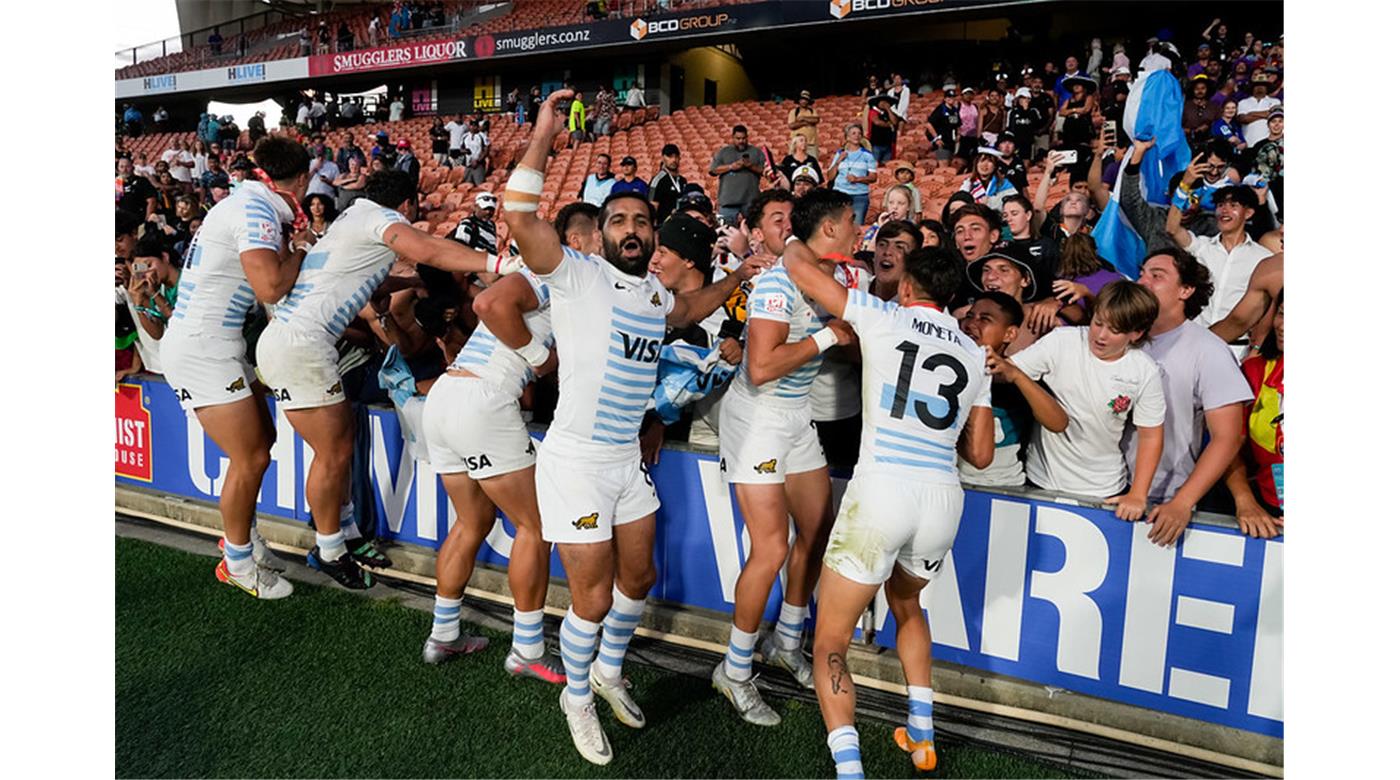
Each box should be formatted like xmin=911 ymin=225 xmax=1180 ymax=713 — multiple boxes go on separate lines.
xmin=274 ymin=199 xmax=409 ymax=341
xmin=540 ymin=246 xmax=675 ymax=463
xmin=810 ymin=262 xmax=873 ymax=421
xmin=449 ymin=269 xmax=554 ymax=397
xmin=730 ymin=259 xmax=825 ymax=407
xmin=167 ymin=181 xmax=294 ymax=340
xmin=842 ymin=289 xmax=991 ymax=485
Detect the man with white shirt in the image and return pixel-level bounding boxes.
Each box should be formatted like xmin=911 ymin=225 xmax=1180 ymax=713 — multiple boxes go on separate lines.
xmin=162 ymin=140 xmax=195 ymax=186
xmin=887 ymin=73 xmax=911 ymax=126
xmin=1129 ymin=247 xmax=1251 ymax=547
xmin=296 ymin=100 xmax=311 ymax=128
xmin=625 ymin=82 xmax=645 ymax=109
xmin=389 ymin=95 xmax=405 ymax=122
xmin=445 ymin=114 xmax=468 ymax=167
xmin=307 ymin=149 xmax=340 ymax=197
xmin=309 ymin=96 xmax=327 ymax=132
xmin=463 ymin=119 xmax=488 ymax=185
xmin=1236 ymin=71 xmax=1282 ymax=147
xmin=1165 ymin=183 xmax=1272 ymax=355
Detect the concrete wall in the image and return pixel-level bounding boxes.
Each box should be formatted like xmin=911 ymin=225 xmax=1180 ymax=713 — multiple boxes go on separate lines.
xmin=666 ymin=46 xmax=756 ymax=110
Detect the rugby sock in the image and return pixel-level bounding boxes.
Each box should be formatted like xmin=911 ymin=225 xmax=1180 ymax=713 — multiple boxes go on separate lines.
xmin=724 ymin=625 xmax=758 ymax=681
xmin=593 ymin=586 xmax=646 ymax=682
xmin=223 ymin=538 xmax=255 ymax=578
xmin=431 ymin=596 xmax=462 ymax=643
xmin=560 ymin=608 xmax=601 ymax=707
xmin=775 ymin=601 xmax=807 ymax=651
xmin=512 ymin=607 xmax=546 ymax=660
xmin=906 ymin=685 xmax=936 ymax=743
xmin=828 ymin=725 xmax=864 ymax=779
xmin=339 ymin=500 xmax=362 ymax=542
xmin=316 ymin=530 xmax=348 ymax=562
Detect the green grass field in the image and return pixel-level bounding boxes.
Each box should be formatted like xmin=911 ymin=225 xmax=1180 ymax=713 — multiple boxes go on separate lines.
xmin=116 ymin=536 xmax=1090 ymax=779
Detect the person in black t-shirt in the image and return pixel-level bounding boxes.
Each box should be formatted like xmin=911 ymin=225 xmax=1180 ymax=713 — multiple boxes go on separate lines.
xmin=866 ymin=94 xmax=897 ymax=163
xmin=995 ymin=131 xmax=1029 ymax=192
xmin=1007 ymin=88 xmax=1041 ymax=163
xmin=649 ymin=143 xmax=687 ymax=223
xmin=923 ymin=87 xmax=962 ymax=162
xmin=116 ymin=157 xmax=157 ymax=220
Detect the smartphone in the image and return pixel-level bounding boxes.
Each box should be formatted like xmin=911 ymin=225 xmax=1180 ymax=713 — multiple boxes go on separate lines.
xmin=1103 ymin=120 xmax=1117 ymax=145
xmin=1059 ymin=149 xmax=1078 ymax=165
xmin=132 ymin=261 xmax=150 ymax=274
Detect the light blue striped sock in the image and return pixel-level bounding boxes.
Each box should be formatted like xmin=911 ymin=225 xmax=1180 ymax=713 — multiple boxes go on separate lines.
xmin=907 ymin=685 xmax=935 ymax=743
xmin=724 ymin=625 xmax=757 ymax=681
xmin=512 ymin=607 xmax=545 ymax=660
xmin=775 ymin=601 xmax=807 ymax=650
xmin=592 ymin=586 xmax=645 ymax=682
xmin=431 ymin=596 xmax=461 ymax=642
xmin=560 ymin=608 xmax=601 ymax=706
xmin=828 ymin=724 xmax=864 ymax=779
xmin=224 ymin=538 xmax=254 ymax=577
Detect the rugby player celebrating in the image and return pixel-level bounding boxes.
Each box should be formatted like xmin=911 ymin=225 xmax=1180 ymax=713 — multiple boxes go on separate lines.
xmin=256 ymin=170 xmax=514 ymax=590
xmin=783 ymin=236 xmax=995 ymax=778
xmin=161 ymin=137 xmax=311 ymax=600
xmin=502 ymin=89 xmax=764 ymax=766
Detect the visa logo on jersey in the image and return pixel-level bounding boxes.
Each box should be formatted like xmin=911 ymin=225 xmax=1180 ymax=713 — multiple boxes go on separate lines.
xmin=619 ymin=333 xmax=661 ymax=363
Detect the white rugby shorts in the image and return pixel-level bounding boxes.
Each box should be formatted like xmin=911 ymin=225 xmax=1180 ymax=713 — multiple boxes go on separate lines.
xmin=718 ymin=391 xmax=827 ymax=485
xmin=254 ymin=323 xmax=345 ymax=410
xmin=422 ymin=375 xmax=536 ymax=479
xmin=535 ymin=439 xmax=659 ymax=545
xmin=160 ymin=331 xmax=256 ymax=411
xmin=823 ymin=473 xmax=964 ymax=586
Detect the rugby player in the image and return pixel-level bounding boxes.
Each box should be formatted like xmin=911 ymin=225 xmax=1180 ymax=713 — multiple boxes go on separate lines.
xmin=160 ymin=137 xmax=311 ymax=600
xmin=712 ymin=188 xmax=858 ymax=725
xmin=418 ymin=203 xmax=602 ymax=681
xmin=502 ymin=89 xmax=763 ymax=766
xmin=256 ymin=169 xmax=515 ymax=590
xmin=782 ymin=240 xmax=995 ymax=778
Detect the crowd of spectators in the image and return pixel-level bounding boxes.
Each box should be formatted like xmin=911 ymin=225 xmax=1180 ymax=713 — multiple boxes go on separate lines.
xmin=115 ymin=18 xmax=1283 ymax=542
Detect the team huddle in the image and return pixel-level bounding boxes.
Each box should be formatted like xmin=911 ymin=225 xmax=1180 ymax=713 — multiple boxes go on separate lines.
xmin=164 ymin=90 xmax=994 ymax=779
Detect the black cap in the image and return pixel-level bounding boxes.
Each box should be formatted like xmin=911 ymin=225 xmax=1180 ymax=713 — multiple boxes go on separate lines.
xmin=676 ymin=187 xmax=713 ymax=215
xmin=621 ymin=155 xmax=637 ymax=166
xmin=659 ymin=215 xmax=717 ymax=275
xmin=967 ymin=245 xmax=1043 ymax=300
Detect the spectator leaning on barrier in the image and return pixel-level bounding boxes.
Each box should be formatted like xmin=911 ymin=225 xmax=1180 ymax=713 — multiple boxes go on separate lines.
xmin=1129 ymin=247 xmax=1252 ymax=546
xmin=960 ymin=290 xmax=1069 ymax=488
xmin=122 ymin=232 xmax=183 ymax=373
xmin=1001 ymin=280 xmax=1165 ymax=518
xmin=1225 ymin=287 xmax=1284 ymax=538
xmin=709 ymin=124 xmax=765 ymax=223
xmin=649 ymin=144 xmax=687 ymax=223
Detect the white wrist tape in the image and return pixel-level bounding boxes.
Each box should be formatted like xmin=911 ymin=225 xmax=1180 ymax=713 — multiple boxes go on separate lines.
xmin=810 ymin=327 xmax=839 ymax=353
xmin=516 ymin=337 xmax=550 ymax=369
xmin=503 ymin=166 xmax=545 ymax=212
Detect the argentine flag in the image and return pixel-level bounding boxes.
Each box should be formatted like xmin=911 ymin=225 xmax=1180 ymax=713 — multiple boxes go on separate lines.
xmin=651 ymin=342 xmax=737 ymax=425
xmin=1093 ymin=70 xmax=1194 ymax=277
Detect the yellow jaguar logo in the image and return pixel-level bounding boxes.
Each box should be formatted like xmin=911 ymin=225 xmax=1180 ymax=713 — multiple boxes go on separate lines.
xmin=754 ymin=458 xmax=778 ymax=474
xmin=328 ymin=381 xmax=343 ymax=395
xmin=573 ymin=512 xmax=600 ymax=530
xmin=650 ymin=292 xmax=662 ymax=307
xmin=225 ymin=377 xmax=246 ymax=393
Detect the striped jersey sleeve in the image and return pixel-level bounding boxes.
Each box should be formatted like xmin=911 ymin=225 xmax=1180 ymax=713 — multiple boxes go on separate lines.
xmin=747 ymin=266 xmax=798 ymax=323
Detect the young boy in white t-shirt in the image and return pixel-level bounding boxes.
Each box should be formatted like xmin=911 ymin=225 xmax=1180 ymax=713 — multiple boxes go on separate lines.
xmin=994 ymin=280 xmax=1165 ymax=519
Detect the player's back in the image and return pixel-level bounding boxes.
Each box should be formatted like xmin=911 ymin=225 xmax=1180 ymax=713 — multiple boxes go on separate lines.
xmin=274 ymin=199 xmax=408 ymax=340
xmin=843 ymin=289 xmax=989 ymax=485
xmin=168 ymin=181 xmax=291 ymax=340
xmin=449 ymin=269 xmax=553 ymax=397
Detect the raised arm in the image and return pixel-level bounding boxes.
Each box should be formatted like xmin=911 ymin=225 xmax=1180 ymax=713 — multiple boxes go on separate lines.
xmin=501 ymin=89 xmax=572 ymax=276
xmin=667 ymin=258 xmax=763 ymax=327
xmin=986 ymin=352 xmax=1070 ymax=433
xmin=1086 ymin=128 xmax=1112 ymax=211
xmin=472 ymin=272 xmax=541 ymax=349
xmin=781 ymin=236 xmax=848 ymax=318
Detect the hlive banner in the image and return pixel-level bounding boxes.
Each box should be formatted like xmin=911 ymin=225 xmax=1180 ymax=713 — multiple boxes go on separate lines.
xmin=116 ymin=378 xmax=1282 ymax=737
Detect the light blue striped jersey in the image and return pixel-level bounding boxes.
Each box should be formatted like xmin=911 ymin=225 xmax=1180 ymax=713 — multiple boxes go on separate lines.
xmin=539 ymin=246 xmax=674 ymax=463
xmin=448 ymin=269 xmax=553 ymax=397
xmin=166 ymin=181 xmax=293 ymax=340
xmin=843 ymin=289 xmax=991 ymax=485
xmin=731 ymin=260 xmax=826 ymax=407
xmin=273 ymin=199 xmax=409 ymax=341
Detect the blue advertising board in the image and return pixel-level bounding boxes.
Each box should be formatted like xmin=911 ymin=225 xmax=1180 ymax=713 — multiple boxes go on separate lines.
xmin=117 ymin=378 xmax=1282 ymax=737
